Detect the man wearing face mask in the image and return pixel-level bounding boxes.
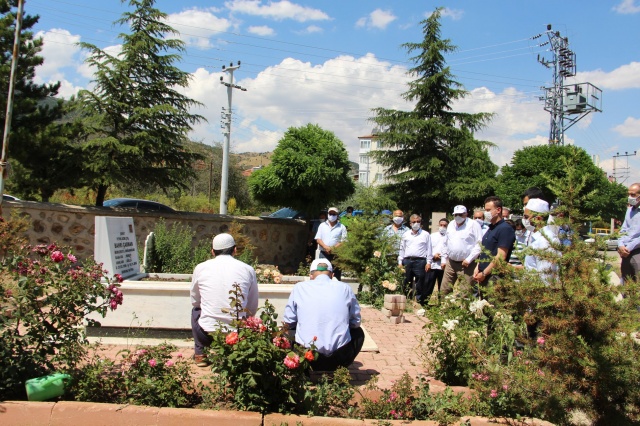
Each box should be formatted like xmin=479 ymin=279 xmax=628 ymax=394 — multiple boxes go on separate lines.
xmin=398 ymin=214 xmax=433 ymax=304
xmin=520 ymin=198 xmax=560 ymax=282
xmin=618 ymin=183 xmax=640 ymax=283
xmin=508 ymin=219 xmax=528 ymax=266
xmin=316 ymin=206 xmax=347 ymax=280
xmin=384 ymin=209 xmax=409 ymax=256
xmin=440 ymin=206 xmax=483 ymax=296
xmin=473 ymin=196 xmax=516 ymax=290
xmin=473 ymin=209 xmax=489 ymax=236
xmin=422 ymin=218 xmax=450 ymax=303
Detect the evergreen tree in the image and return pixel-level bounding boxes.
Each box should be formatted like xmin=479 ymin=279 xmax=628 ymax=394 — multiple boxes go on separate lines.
xmin=78 ymin=0 xmax=204 ymax=205
xmin=371 ymin=8 xmax=496 ymax=214
xmin=0 ymin=0 xmax=70 ymax=199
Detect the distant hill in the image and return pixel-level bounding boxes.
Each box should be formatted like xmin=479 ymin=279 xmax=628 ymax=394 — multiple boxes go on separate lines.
xmin=235 ymin=152 xmax=273 ymax=169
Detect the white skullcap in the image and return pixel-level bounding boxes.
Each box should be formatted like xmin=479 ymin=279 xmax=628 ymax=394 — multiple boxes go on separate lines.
xmin=212 ymin=233 xmax=235 ymax=250
xmin=310 ymin=258 xmax=333 ymax=272
xmin=525 ymin=198 xmax=549 ymax=214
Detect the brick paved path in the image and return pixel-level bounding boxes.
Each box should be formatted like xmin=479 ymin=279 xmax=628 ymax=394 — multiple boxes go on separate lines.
xmin=90 ymin=307 xmax=431 ymax=390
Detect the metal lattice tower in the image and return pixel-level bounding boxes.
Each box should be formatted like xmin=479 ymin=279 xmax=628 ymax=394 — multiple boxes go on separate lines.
xmin=534 ymin=25 xmax=602 ymax=145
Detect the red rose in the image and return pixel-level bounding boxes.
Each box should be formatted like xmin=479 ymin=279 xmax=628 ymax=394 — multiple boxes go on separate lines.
xmin=226 ymin=331 xmax=239 ymax=345
xmin=50 ymin=250 xmax=64 ymax=263
xmin=304 ymin=350 xmax=315 ymax=362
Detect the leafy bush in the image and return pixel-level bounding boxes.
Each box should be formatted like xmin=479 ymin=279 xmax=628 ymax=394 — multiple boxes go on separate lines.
xmin=206 ymin=284 xmax=317 ymax=413
xmin=307 ymin=367 xmax=355 ymax=417
xmin=0 ymin=240 xmax=123 ymax=400
xmin=70 ymin=344 xmax=199 ymax=407
xmin=147 ymin=220 xmax=210 ymax=273
xmin=356 ymin=247 xmax=405 ymax=308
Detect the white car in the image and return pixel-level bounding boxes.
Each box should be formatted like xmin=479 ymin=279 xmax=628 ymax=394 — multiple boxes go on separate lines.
xmin=584 ymin=233 xmax=618 ymax=251
xmin=2 ymin=194 xmax=20 ymax=201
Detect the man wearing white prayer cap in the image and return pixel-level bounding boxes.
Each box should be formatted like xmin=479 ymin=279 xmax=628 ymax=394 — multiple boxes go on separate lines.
xmin=520 ymin=198 xmax=560 ymax=282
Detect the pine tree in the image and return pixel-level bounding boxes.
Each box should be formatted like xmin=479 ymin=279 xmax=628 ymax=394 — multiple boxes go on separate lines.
xmin=78 ymin=0 xmax=204 ymax=205
xmin=371 ymin=8 xmax=496 ymax=213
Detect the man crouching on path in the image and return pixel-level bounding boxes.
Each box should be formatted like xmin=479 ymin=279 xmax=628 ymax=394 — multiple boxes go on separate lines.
xmin=190 ymin=233 xmax=259 ymax=367
xmin=284 ymin=258 xmax=364 ymax=371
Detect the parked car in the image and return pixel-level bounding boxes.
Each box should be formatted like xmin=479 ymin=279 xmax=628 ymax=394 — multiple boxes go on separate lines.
xmin=262 ymin=207 xmax=307 ymax=220
xmin=2 ymin=194 xmax=20 ymax=201
xmin=584 ymin=232 xmax=618 ymax=251
xmin=103 ymin=198 xmax=176 ymax=213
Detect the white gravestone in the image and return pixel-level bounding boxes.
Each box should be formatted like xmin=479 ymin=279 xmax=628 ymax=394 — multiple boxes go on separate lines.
xmin=94 ymin=216 xmax=140 ymax=278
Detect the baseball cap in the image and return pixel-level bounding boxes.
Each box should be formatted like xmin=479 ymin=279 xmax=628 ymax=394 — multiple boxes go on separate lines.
xmin=212 ymin=233 xmax=236 ymax=250
xmin=327 ymin=206 xmax=339 ymax=213
xmin=453 ymin=205 xmax=467 ymax=214
xmin=310 ymin=258 xmax=333 ymax=272
xmin=525 ymin=198 xmax=549 ymax=214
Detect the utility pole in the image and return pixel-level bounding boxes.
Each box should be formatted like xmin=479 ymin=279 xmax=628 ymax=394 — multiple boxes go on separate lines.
xmin=218 ymin=61 xmax=246 ymax=214
xmin=535 ymin=24 xmax=602 ymax=145
xmin=612 ymin=151 xmax=637 ymax=183
xmin=0 ymin=0 xmax=25 ymax=210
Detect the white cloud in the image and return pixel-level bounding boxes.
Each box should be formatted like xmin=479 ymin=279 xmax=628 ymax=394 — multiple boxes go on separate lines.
xmin=166 ymin=8 xmax=232 ymax=49
xmin=356 ymin=9 xmax=397 ymax=30
xmin=613 ymin=117 xmax=640 ymax=137
xmin=441 ymin=7 xmax=464 ymax=20
xmin=613 ymin=0 xmax=640 ymax=14
xmin=248 ymin=25 xmax=275 ymax=36
xmin=35 ymin=29 xmax=82 ymax=81
xmin=298 ymin=25 xmax=322 ymax=34
xmin=573 ymin=62 xmax=640 ymax=90
xmin=225 ymin=0 xmax=330 ymax=22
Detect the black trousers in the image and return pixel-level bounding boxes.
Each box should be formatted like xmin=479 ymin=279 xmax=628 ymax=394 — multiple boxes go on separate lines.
xmin=311 ymin=327 xmax=365 ymax=372
xmin=191 ymin=307 xmax=213 ymax=356
xmin=402 ymin=257 xmax=426 ymax=302
xmin=423 ymin=268 xmax=444 ymax=303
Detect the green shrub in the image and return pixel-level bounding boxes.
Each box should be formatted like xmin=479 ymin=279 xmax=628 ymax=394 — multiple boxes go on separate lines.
xmin=0 ymin=241 xmax=123 ymax=400
xmin=307 ymin=367 xmax=355 ymax=417
xmin=206 ymin=284 xmax=317 ymax=414
xmin=70 ymin=344 xmax=199 ymax=407
xmin=147 ymin=219 xmax=211 ymax=273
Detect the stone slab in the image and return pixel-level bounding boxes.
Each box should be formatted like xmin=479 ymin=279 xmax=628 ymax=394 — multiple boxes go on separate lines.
xmin=0 ymin=401 xmax=54 ymax=426
xmin=157 ymin=407 xmax=262 ymax=426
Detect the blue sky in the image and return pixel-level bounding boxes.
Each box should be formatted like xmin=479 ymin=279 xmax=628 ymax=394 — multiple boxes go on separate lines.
xmin=28 ymin=0 xmax=640 ymax=185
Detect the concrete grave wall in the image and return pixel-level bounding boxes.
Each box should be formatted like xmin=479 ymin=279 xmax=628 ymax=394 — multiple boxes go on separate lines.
xmin=1 ymin=200 xmax=308 ymax=271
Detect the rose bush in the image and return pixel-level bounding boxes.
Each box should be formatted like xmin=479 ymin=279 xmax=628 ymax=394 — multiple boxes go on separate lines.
xmin=0 ymin=239 xmax=124 ymax=400
xmin=206 ymin=283 xmax=317 ymax=414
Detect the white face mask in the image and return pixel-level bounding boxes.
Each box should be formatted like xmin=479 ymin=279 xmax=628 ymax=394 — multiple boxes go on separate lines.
xmin=483 ymin=210 xmax=494 ymax=222
xmin=521 ymin=218 xmax=535 ymax=233
xmin=439 ymin=226 xmax=446 ymax=235
xmin=515 ymin=229 xmax=525 ymax=237
xmin=454 ymin=216 xmax=465 ymax=225
xmin=629 ymin=196 xmax=639 ymax=207
xmin=411 ymin=222 xmax=421 ymax=231
xmin=393 ymin=216 xmax=404 ymax=225
xmin=474 ymin=218 xmax=484 ymax=227
xmin=328 ymin=214 xmax=338 ymax=222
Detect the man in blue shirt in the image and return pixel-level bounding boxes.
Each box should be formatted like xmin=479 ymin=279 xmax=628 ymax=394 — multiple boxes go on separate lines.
xmin=474 ymin=196 xmax=516 ymax=292
xmin=284 ymin=258 xmax=364 ymax=371
xmin=618 ymin=183 xmax=640 ymax=283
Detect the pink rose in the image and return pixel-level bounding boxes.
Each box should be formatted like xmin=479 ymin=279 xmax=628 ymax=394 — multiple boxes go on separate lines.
xmin=165 ymin=360 xmax=174 ymax=367
xmin=176 ymin=353 xmax=183 ymax=358
xmin=272 ymin=336 xmax=291 ymax=349
xmin=114 ymin=273 xmax=124 ymax=283
xmin=148 ymin=359 xmax=157 ymax=367
xmin=283 ymin=353 xmax=300 ymax=369
xmin=51 ymin=250 xmax=64 ymax=263
xmin=502 ymin=384 xmax=509 ymax=391
xmin=226 ymin=332 xmax=239 ymax=345
xmin=537 ymin=336 xmax=545 ymax=345
xmin=490 ymin=389 xmax=498 ymax=398
xmin=67 ymin=253 xmax=77 ymax=263
xmin=136 ymin=349 xmax=147 ymax=356
xmin=244 ymin=316 xmax=265 ymax=332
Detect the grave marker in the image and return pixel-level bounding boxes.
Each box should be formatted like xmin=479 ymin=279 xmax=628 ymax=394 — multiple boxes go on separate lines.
xmin=94 ymin=216 xmax=140 ymax=278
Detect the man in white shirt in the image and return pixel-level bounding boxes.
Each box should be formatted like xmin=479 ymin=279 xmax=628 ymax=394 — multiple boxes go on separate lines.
xmin=473 ymin=209 xmax=489 ymax=236
xmin=190 ymin=233 xmax=259 ymax=367
xmin=383 ymin=209 xmax=409 ymax=256
xmin=315 ymin=206 xmax=348 ymax=280
xmin=520 ymin=198 xmax=560 ymax=283
xmin=398 ymin=214 xmax=433 ymax=304
xmin=440 ymin=205 xmax=483 ymax=296
xmin=422 ymin=217 xmax=449 ymax=304
xmin=284 ymin=258 xmax=363 ymax=371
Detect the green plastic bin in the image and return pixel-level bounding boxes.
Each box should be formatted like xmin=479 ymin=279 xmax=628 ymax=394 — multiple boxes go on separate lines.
xmin=25 ymin=373 xmax=71 ymax=401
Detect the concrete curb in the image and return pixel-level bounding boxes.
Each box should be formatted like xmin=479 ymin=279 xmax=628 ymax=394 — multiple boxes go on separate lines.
xmin=0 ymin=401 xmax=555 ymax=426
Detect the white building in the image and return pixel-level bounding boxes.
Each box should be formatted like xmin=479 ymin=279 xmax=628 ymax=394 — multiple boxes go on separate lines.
xmin=358 ymin=131 xmax=391 ymax=186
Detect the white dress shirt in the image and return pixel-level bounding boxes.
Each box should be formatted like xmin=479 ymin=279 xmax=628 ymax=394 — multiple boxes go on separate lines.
xmin=315 ymin=220 xmax=347 ymax=249
xmin=442 ymin=218 xmax=482 ymax=263
xmin=190 ymin=255 xmax=259 ymax=332
xmin=430 ymin=231 xmax=446 ymax=270
xmin=398 ymin=228 xmax=433 ymax=265
xmin=524 ymin=226 xmax=560 ymax=283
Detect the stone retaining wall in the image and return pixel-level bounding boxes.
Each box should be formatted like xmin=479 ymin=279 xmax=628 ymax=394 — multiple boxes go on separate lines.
xmin=1 ymin=201 xmax=308 ymax=271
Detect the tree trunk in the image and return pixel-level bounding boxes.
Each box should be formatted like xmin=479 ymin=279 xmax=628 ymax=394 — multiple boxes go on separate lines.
xmin=95 ymin=185 xmax=108 ymax=206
